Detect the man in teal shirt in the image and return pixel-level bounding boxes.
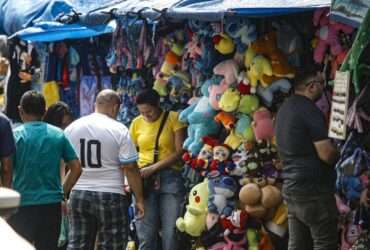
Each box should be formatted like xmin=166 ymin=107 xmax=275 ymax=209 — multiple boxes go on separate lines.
xmin=8 ymin=90 xmax=82 ymax=250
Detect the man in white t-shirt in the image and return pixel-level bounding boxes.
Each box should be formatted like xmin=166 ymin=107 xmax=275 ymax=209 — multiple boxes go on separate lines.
xmin=64 ymin=89 xmax=144 ymax=250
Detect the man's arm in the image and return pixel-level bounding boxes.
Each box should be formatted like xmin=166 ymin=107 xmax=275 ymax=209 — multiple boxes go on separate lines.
xmin=0 ymin=157 xmax=12 ymax=188
xmin=63 ymin=159 xmax=82 ymax=198
xmin=123 ymin=162 xmax=144 ymax=218
xmin=314 ymin=139 xmax=340 ymax=166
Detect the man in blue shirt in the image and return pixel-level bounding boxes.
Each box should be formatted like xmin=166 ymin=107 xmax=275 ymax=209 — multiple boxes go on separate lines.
xmin=0 ymin=112 xmax=15 ymax=188
xmin=7 ymin=90 xmax=82 ymax=250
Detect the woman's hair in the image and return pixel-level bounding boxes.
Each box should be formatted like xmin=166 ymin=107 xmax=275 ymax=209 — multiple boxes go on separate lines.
xmin=43 ymin=101 xmax=73 ymax=128
xmin=136 ymin=89 xmax=160 ymax=107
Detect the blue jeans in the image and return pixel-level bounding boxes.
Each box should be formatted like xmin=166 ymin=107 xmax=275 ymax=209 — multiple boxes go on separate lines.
xmin=136 ymin=169 xmax=185 ymax=250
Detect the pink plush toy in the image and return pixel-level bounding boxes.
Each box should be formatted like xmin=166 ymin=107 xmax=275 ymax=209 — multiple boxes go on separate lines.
xmin=252 ymin=108 xmax=275 ymax=141
xmin=335 ymin=194 xmax=350 ymax=215
xmin=213 ymin=60 xmax=239 ymax=86
xmin=313 ymin=8 xmax=354 ymax=64
xmin=209 ymin=60 xmax=239 ymax=110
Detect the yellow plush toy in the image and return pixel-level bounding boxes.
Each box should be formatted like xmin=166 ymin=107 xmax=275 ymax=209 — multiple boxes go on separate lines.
xmin=42 ymin=81 xmax=60 ymax=108
xmin=247 ymin=54 xmax=273 ymax=91
xmin=219 ymin=88 xmax=241 ymax=112
xmin=265 ymin=202 xmax=288 ymax=238
xmin=224 ymin=129 xmax=243 ymax=150
xmin=153 ymin=72 xmax=169 ymax=96
xmin=213 ymin=33 xmax=235 ymax=55
xmin=176 ymin=179 xmax=209 ymax=237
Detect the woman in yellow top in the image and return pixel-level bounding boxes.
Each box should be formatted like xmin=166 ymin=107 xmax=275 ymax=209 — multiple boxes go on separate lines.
xmin=129 ymin=89 xmax=187 ymax=250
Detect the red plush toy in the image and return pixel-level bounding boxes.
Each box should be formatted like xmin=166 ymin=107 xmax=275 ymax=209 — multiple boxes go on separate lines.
xmin=220 ymin=209 xmax=249 ymax=236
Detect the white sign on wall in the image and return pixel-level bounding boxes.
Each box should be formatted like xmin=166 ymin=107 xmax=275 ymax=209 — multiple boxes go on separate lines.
xmin=328 ymin=71 xmax=351 ymax=140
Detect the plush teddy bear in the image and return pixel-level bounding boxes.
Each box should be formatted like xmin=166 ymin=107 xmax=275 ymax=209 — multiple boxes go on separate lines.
xmin=239 ymin=183 xmax=282 ymax=219
xmin=219 ymin=88 xmax=241 ymax=112
xmin=176 ymin=179 xmax=209 ymax=237
xmin=252 ymin=108 xmax=275 ymax=141
xmin=313 ymin=8 xmax=354 ymax=64
xmin=208 ymin=175 xmax=238 ymax=217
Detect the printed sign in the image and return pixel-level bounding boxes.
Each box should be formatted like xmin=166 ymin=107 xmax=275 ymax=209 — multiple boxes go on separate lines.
xmin=328 ymin=71 xmax=350 ymax=140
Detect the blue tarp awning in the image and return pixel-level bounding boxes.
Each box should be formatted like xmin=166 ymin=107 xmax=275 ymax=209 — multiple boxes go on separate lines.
xmin=0 ymin=0 xmax=116 ymax=41
xmin=0 ymin=0 xmax=332 ymax=42
xmin=167 ymin=0 xmax=331 ymax=20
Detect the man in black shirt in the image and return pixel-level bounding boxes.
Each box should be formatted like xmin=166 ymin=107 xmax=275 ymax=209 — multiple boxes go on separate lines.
xmin=275 ymin=70 xmax=339 ymax=250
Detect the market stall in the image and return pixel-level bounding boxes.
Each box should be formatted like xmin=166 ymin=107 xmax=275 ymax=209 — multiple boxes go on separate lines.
xmin=0 ymin=0 xmax=369 ymax=249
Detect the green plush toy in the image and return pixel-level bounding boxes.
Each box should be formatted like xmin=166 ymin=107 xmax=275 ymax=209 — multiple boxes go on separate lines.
xmin=235 ymin=114 xmax=255 ymax=142
xmin=238 ymin=95 xmax=260 ymax=115
xmin=247 ymin=228 xmax=260 ymax=250
xmin=219 ymin=88 xmax=241 ymax=112
xmin=176 ymin=179 xmax=209 ymax=237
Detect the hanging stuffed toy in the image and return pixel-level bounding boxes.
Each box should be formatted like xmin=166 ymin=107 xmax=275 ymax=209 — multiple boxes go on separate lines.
xmin=312 ymin=8 xmax=354 ymax=64
xmin=176 ymin=179 xmax=209 ymax=237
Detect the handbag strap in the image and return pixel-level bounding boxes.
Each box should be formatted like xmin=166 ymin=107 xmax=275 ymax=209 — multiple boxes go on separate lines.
xmin=153 ymin=110 xmax=169 ymax=163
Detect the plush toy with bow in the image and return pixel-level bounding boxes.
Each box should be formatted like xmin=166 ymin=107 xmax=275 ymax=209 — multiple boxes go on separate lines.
xmin=176 ymin=179 xmax=209 ymax=237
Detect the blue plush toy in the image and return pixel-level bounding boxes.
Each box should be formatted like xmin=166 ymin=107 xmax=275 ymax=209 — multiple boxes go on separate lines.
xmin=225 ymin=17 xmax=257 ymax=52
xmin=257 ymin=78 xmax=291 ymax=107
xmin=337 ymin=176 xmax=363 ymax=202
xmin=208 ymin=175 xmax=238 ymax=217
xmin=179 ymin=78 xmax=221 ymax=155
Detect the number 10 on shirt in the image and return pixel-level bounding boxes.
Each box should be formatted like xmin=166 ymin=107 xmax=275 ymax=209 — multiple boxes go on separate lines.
xmin=80 ymin=139 xmax=102 ymax=168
